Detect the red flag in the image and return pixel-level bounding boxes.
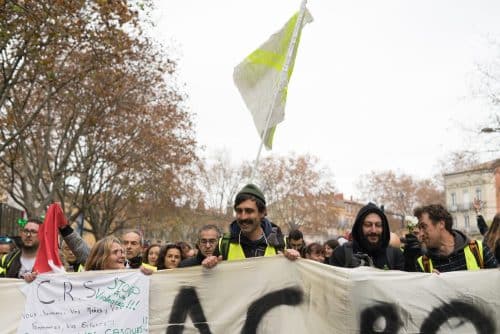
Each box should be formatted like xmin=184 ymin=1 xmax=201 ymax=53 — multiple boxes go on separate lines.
xmin=33 ymin=203 xmax=65 ymax=273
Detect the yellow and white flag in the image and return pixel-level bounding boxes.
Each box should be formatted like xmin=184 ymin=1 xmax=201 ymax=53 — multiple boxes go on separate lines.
xmin=233 ymin=3 xmax=313 ymax=149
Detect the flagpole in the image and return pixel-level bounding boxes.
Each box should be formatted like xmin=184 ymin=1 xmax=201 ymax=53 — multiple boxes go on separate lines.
xmin=248 ymin=0 xmax=308 ymax=183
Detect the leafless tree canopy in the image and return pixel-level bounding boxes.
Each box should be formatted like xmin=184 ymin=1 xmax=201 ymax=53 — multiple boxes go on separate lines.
xmin=0 ymin=1 xmax=197 ymax=239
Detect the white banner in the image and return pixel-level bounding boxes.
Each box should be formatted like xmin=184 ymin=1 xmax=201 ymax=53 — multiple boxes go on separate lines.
xmin=16 ymin=271 xmax=149 ymax=334
xmin=1 ymin=257 xmax=499 ymax=333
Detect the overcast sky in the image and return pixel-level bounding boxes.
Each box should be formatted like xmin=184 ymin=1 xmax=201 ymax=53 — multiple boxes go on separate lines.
xmin=150 ymin=0 xmax=500 ymax=198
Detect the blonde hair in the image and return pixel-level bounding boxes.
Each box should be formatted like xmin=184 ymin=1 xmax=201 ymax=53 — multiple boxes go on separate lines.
xmin=485 ymin=214 xmax=500 ymax=254
xmin=85 ymin=236 xmax=122 ymax=271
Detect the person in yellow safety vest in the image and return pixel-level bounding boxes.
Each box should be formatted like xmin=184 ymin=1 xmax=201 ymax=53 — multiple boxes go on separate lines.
xmin=202 ymin=184 xmax=300 ymax=269
xmin=1 ymin=206 xmax=91 ymax=279
xmin=0 ymin=236 xmax=14 ymax=259
xmin=407 ymin=204 xmax=497 ymax=273
xmin=0 ymin=219 xmax=42 ymax=278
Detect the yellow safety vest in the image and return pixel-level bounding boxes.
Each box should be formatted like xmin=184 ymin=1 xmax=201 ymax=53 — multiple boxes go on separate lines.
xmin=0 ymin=254 xmax=6 ymax=275
xmin=226 ymin=242 xmax=277 ymax=261
xmin=0 ymin=250 xmax=20 ymax=276
xmin=417 ymin=240 xmax=484 ymax=272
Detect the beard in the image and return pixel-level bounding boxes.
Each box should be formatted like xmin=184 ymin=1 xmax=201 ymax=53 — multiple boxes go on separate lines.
xmin=22 ymin=243 xmax=39 ymax=252
xmin=361 ymin=233 xmax=382 ymax=253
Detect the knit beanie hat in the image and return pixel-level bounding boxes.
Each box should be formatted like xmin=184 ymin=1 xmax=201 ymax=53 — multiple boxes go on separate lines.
xmin=237 ymin=184 xmax=266 ymax=205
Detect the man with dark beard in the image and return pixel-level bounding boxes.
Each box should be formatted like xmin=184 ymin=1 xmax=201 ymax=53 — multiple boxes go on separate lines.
xmin=0 ymin=219 xmax=41 ymax=278
xmin=329 ymin=203 xmax=404 ymax=270
xmin=1 ymin=207 xmax=90 ymax=278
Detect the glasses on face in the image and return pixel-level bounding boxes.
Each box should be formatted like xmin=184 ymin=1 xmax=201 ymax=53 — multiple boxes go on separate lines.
xmin=199 ymin=239 xmax=217 ymax=246
xmin=235 ymin=207 xmax=256 ymax=215
xmin=21 ymin=229 xmax=38 ymax=236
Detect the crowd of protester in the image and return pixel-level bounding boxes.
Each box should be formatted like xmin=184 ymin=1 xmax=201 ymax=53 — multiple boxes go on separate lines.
xmin=1 ymin=183 xmax=499 ymax=282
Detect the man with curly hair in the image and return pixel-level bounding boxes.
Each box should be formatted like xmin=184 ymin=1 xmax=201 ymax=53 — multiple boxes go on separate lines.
xmin=408 ymin=204 xmax=497 ymax=273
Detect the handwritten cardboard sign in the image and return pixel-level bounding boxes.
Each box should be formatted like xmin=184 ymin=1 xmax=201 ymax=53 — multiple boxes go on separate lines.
xmin=17 ymin=271 xmax=149 ymax=334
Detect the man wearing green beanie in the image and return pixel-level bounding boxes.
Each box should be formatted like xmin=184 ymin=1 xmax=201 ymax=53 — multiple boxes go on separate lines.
xmin=237 ymin=184 xmax=266 ymax=206
xmin=202 ymin=183 xmax=301 ymax=268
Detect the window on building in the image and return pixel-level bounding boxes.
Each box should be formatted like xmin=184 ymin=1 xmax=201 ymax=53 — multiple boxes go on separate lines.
xmin=463 ymin=190 xmax=470 ymax=209
xmin=475 ymin=188 xmax=482 ymax=201
xmin=464 ymin=215 xmax=470 ymax=231
xmin=451 ymin=193 xmax=456 ymax=207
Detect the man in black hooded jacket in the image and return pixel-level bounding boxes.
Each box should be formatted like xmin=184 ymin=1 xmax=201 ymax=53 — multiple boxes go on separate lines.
xmin=329 ymin=203 xmax=404 ymax=270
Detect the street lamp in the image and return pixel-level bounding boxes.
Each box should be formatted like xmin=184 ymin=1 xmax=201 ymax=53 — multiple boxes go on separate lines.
xmin=480 ymin=127 xmax=500 ymax=133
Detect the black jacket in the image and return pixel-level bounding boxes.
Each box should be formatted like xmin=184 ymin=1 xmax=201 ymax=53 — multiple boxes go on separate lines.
xmin=476 ymin=215 xmax=488 ymax=236
xmin=495 ymin=241 xmax=500 ymax=264
xmin=179 ymin=245 xmax=221 ymax=268
xmin=127 ymin=255 xmax=143 ymax=269
xmin=179 ymin=251 xmax=206 ymax=268
xmin=330 ymin=203 xmax=404 ymax=270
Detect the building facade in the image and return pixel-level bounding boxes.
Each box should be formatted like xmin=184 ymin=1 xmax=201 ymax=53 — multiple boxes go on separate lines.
xmin=444 ymin=159 xmax=500 ymax=235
